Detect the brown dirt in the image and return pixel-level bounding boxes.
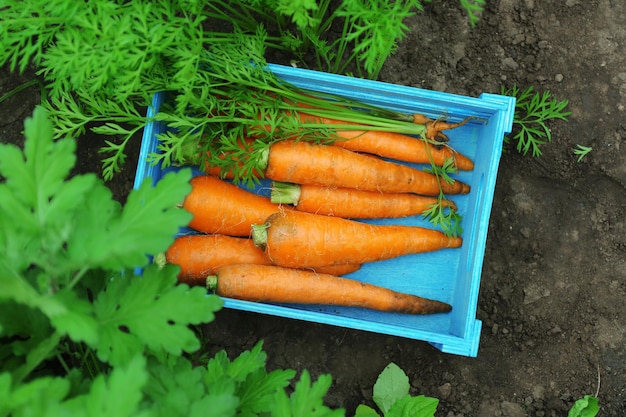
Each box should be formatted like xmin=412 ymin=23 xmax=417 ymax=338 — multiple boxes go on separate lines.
xmin=1 ymin=1 xmax=625 ymax=415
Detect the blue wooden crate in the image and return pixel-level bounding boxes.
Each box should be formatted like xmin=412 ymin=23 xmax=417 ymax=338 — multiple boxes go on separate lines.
xmin=134 ymin=64 xmax=515 ymax=357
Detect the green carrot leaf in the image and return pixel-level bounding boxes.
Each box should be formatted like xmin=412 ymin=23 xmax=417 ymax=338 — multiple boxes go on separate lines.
xmin=458 ymin=0 xmax=486 ymax=27
xmin=501 ymin=84 xmax=571 ymax=157
xmin=60 ymin=355 xmax=148 ymax=417
xmin=573 ymin=144 xmax=592 ymax=162
xmin=272 ymin=370 xmax=342 ymax=417
xmin=275 ymin=0 xmax=320 ymax=30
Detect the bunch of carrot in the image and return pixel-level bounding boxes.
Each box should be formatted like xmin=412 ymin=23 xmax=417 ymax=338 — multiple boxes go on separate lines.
xmin=160 ymin=117 xmax=474 ymax=314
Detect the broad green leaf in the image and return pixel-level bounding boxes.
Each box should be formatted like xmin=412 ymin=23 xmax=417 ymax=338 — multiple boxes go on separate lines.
xmin=0 ymin=271 xmax=96 ymax=350
xmin=143 ymin=355 xmax=208 ymax=416
xmin=0 ymin=301 xmax=52 ymax=373
xmin=205 ymin=349 xmax=230 ymax=385
xmin=21 ymin=107 xmax=76 ymax=212
xmin=49 ymin=290 xmax=99 ymax=346
xmin=226 ymin=341 xmax=268 ymax=382
xmin=372 ymin=363 xmax=410 ymax=415
xmin=202 ymin=342 xmax=295 ymax=416
xmin=103 ymin=169 xmax=193 ymax=270
xmin=238 ymin=368 xmax=297 ymax=414
xmin=386 ymin=395 xmax=438 ymax=417
xmin=568 ymin=395 xmax=600 ymax=417
xmin=0 ymin=373 xmax=70 ymax=416
xmin=0 ymin=107 xmax=87 ymax=276
xmin=61 ymin=355 xmax=148 ymax=417
xmin=66 ymin=169 xmax=192 ymax=271
xmin=0 ymin=263 xmax=69 ymax=320
xmin=65 ymin=181 xmax=123 ymax=267
xmin=0 ymin=300 xmax=49 ymax=338
xmin=93 ymin=264 xmax=222 ymax=366
xmin=193 ymin=394 xmax=239 ymax=417
xmin=271 ymin=370 xmax=342 ymax=417
xmin=0 ymin=373 xmax=10 ymax=411
xmin=354 ymin=404 xmax=380 ymax=417
xmin=11 ymin=332 xmax=62 ymax=384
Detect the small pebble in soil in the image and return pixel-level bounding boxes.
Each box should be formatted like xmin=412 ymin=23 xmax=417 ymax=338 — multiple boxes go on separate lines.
xmin=438 ymin=382 xmax=452 ymax=399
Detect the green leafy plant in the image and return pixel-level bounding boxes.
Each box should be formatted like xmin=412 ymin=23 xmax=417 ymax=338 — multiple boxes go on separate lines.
xmin=0 ymin=107 xmax=343 ymax=417
xmin=0 ymin=0 xmax=476 ymax=235
xmin=422 ymin=158 xmax=463 ymax=236
xmin=568 ymin=395 xmax=600 ymax=417
xmin=1 ymin=0 xmax=484 ymax=181
xmin=355 ymin=363 xmax=438 ymax=417
xmin=206 ymin=0 xmax=484 ymax=79
xmin=299 ymin=0 xmax=427 ymax=79
xmin=573 ymin=144 xmax=592 ymax=162
xmin=501 ymin=85 xmax=571 ymax=157
xmin=458 ymin=0 xmax=486 ymax=27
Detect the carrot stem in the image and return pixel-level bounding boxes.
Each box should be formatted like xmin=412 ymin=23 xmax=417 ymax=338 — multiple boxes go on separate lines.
xmin=270 ymin=181 xmax=301 ymax=205
xmin=251 ymin=224 xmax=269 ymax=251
xmin=206 ymin=275 xmax=218 ymax=292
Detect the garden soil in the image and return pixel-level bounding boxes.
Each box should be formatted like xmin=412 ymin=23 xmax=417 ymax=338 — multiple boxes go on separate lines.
xmin=1 ymin=1 xmax=625 ymax=415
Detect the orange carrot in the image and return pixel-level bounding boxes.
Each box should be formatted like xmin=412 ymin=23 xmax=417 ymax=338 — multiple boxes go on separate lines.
xmin=263 ymin=140 xmax=470 ymax=196
xmin=270 ymin=181 xmax=456 ymax=218
xmin=163 ymin=234 xmax=361 ymax=286
xmin=411 ymin=114 xmax=473 ymax=142
xmin=298 ymin=112 xmax=474 ymax=170
xmin=332 ymin=130 xmax=474 ymax=170
xmin=164 ymin=234 xmax=269 ymax=286
xmin=183 ymin=175 xmax=290 ymax=236
xmin=312 ymin=263 xmax=362 ymax=276
xmin=252 ymin=210 xmax=462 ymax=268
xmin=206 ymin=264 xmax=452 ymax=314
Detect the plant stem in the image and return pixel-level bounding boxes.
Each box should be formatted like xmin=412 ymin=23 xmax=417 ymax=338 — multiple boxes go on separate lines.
xmin=0 ymin=79 xmax=41 ymax=104
xmin=270 ymin=182 xmax=301 ymax=205
xmin=67 ymin=266 xmax=89 ymax=291
xmin=251 ymin=224 xmax=269 ymax=251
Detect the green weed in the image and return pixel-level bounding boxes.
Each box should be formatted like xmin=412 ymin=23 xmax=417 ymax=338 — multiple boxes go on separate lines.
xmin=501 ymin=85 xmax=571 ymax=157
